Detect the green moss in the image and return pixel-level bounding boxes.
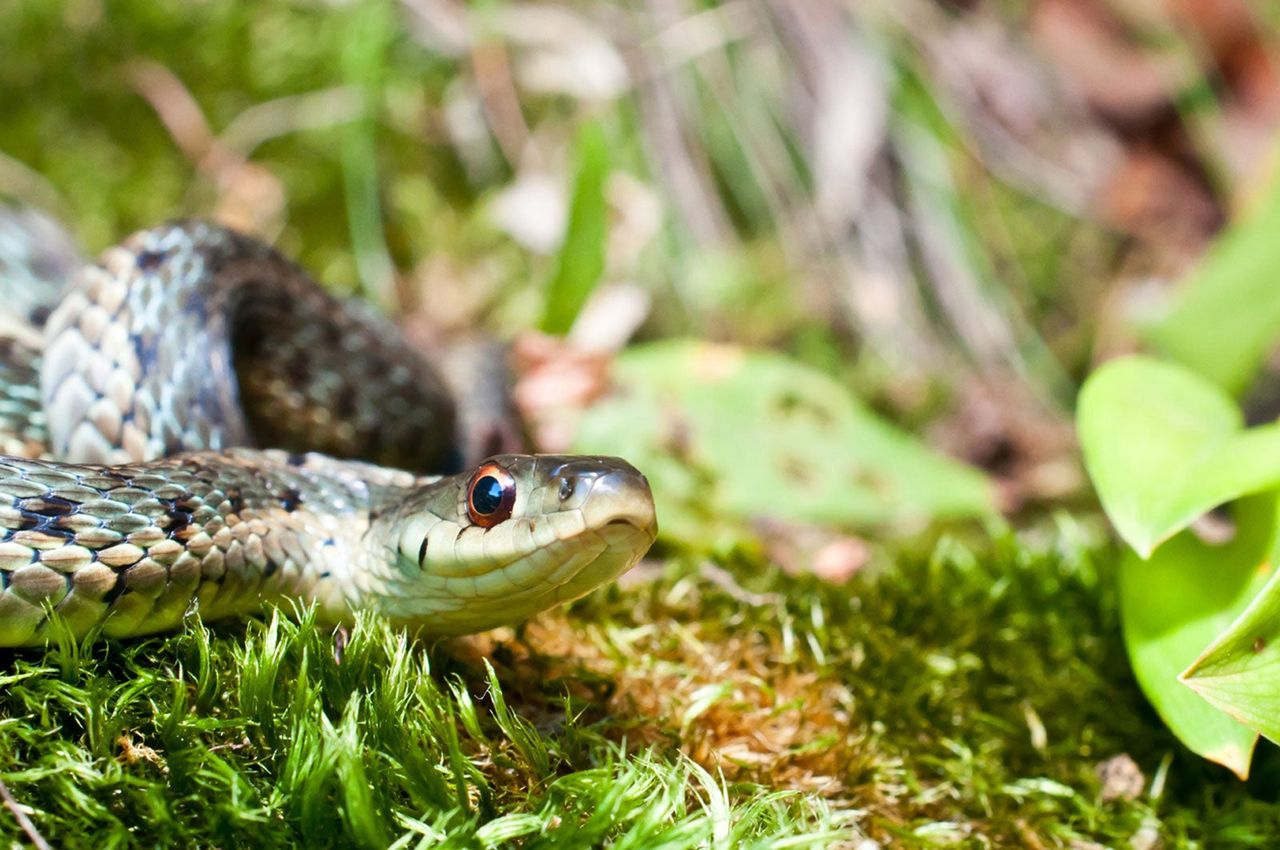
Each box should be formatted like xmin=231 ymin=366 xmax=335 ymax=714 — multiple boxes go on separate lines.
xmin=0 ymin=528 xmax=1274 ymax=847
xmin=0 ymin=604 xmax=845 ymax=847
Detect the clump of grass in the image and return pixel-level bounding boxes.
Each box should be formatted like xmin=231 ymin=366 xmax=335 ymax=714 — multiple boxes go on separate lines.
xmin=0 ymin=604 xmax=848 ymax=848
xmin=3 ymin=525 xmax=1279 ymax=847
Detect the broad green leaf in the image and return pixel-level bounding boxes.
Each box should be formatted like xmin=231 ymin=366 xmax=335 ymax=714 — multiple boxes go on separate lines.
xmin=1144 ymin=172 xmax=1280 ymax=395
xmin=1182 ymin=532 xmax=1280 ymax=746
xmin=1121 ymin=493 xmax=1280 ymax=779
xmin=540 ymin=119 xmax=609 ymax=335
xmin=1078 ymin=356 xmax=1280 ymax=557
xmin=573 ymin=340 xmax=995 ymax=547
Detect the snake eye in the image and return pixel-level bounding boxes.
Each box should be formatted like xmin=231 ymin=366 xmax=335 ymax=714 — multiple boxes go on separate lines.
xmin=466 ymin=463 xmax=516 ymax=528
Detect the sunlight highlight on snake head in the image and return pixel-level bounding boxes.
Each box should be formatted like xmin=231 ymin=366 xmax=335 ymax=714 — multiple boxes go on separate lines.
xmin=370 ymin=454 xmax=658 ymax=634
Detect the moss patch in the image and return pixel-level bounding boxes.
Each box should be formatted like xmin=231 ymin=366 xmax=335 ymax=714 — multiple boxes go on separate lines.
xmin=0 ymin=529 xmax=1275 ymax=847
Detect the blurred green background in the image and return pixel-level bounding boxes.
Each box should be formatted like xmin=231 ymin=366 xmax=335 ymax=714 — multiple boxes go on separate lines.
xmin=0 ymin=0 xmax=1145 ymax=373
xmin=8 ymin=0 xmax=1273 ymax=512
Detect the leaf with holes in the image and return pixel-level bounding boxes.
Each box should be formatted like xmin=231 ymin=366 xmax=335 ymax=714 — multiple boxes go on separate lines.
xmin=572 ymin=340 xmax=995 ymax=547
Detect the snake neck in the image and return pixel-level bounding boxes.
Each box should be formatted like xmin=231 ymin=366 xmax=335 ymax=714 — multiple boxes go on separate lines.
xmin=256 ymin=452 xmax=440 ymax=626
xmin=0 ymin=448 xmax=428 ymax=645
xmin=179 ymin=450 xmax=434 ymax=627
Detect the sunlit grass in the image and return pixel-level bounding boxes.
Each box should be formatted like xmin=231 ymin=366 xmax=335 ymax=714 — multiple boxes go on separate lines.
xmin=0 ymin=598 xmax=851 ymax=847
xmin=1 ymin=525 xmax=1276 ymax=847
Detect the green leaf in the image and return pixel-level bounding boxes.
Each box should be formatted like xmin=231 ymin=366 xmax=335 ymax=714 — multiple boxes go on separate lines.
xmin=1121 ymin=493 xmax=1280 ymax=779
xmin=1182 ymin=529 xmax=1280 ymax=748
xmin=1144 ymin=173 xmax=1280 ymax=395
xmin=572 ymin=340 xmax=995 ymax=547
xmin=1078 ymin=356 xmax=1280 ymax=557
xmin=540 ymin=119 xmax=610 ymax=334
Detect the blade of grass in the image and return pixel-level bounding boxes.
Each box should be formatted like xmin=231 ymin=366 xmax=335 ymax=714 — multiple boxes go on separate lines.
xmin=541 ymin=118 xmax=610 ymax=334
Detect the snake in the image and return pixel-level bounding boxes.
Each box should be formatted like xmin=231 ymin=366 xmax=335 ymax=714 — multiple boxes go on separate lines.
xmin=0 ymin=208 xmax=656 ymax=647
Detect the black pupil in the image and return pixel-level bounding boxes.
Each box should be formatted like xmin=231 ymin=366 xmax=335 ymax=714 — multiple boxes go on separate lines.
xmin=472 ymin=475 xmax=505 ymax=515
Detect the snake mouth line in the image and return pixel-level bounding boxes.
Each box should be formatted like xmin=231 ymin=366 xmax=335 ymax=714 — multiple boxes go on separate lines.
xmin=606 ymin=517 xmax=649 ymax=531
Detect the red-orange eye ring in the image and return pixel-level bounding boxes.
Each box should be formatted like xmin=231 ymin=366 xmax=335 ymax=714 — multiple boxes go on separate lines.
xmin=466 ymin=463 xmax=516 ymax=528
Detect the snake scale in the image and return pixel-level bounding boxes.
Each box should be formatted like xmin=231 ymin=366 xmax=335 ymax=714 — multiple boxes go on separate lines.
xmin=0 ymin=209 xmax=656 ymax=647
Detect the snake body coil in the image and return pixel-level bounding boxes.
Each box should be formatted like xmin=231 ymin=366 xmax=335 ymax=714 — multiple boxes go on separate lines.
xmin=0 ymin=213 xmax=656 ymax=647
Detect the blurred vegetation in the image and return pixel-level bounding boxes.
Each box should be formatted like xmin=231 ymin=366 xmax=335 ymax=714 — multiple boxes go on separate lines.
xmin=5 ymin=0 xmax=1280 ymax=846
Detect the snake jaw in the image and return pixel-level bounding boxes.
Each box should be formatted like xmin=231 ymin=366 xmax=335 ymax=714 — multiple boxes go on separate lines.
xmin=373 ymin=454 xmax=657 ymax=635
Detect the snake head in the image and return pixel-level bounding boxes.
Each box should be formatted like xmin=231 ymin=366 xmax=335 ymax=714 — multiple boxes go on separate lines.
xmin=372 ymin=454 xmax=657 ymax=635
